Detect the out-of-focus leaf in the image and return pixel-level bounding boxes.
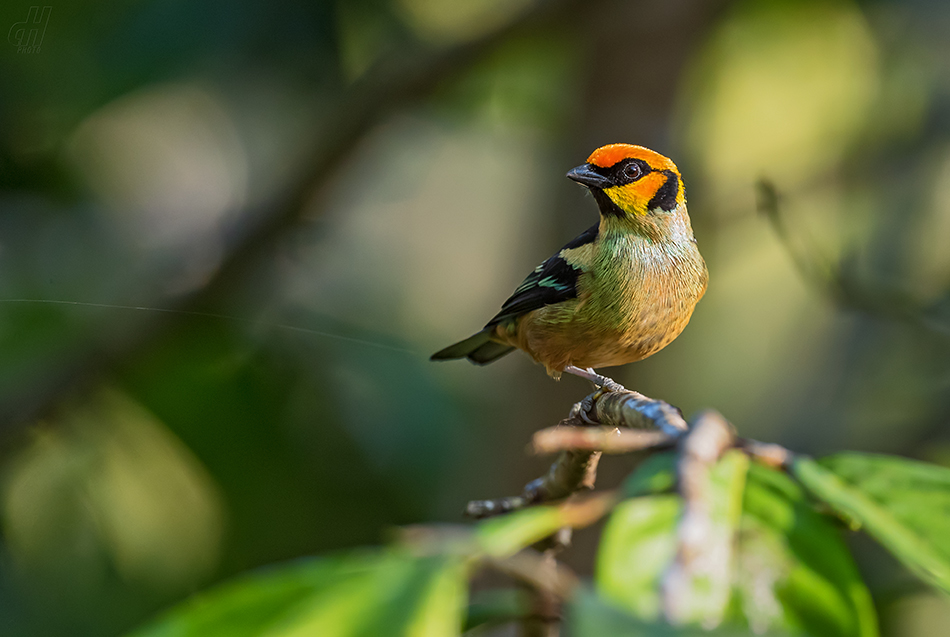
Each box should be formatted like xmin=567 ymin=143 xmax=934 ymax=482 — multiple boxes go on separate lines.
xmin=475 ymin=494 xmax=614 ymax=559
xmin=622 ymin=451 xmax=677 ymax=498
xmin=569 ymin=587 xmax=784 ymax=637
xmin=664 ymin=449 xmax=748 ymax=627
xmin=1 ymin=389 xmax=224 ymax=592
xmin=793 ymin=453 xmax=950 ymax=594
xmin=599 ymin=450 xmax=747 ymax=625
xmin=599 ymin=455 xmax=876 ymax=636
xmin=595 ymin=494 xmax=680 ymax=620
xmin=128 ymin=550 xmax=466 ymax=637
xmin=737 ymin=463 xmax=877 ymax=637
xmin=463 ymin=589 xmax=531 ymax=631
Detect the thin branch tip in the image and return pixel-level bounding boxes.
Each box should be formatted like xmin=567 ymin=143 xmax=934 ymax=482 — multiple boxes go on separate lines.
xmin=466 ymin=388 xmax=689 ymax=519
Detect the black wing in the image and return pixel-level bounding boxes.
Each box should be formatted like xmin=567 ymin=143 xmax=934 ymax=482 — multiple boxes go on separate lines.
xmin=487 ymin=224 xmax=598 ymax=326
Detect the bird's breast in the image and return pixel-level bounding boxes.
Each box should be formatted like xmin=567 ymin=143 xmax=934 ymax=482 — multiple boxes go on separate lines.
xmin=594 ymin=234 xmax=703 ymax=310
xmin=518 ymin=234 xmax=707 ymax=372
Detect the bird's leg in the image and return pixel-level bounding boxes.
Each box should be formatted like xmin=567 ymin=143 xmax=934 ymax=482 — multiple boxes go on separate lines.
xmin=564 ymin=366 xmax=627 ymax=418
xmin=563 ymin=366 xmax=627 ymax=393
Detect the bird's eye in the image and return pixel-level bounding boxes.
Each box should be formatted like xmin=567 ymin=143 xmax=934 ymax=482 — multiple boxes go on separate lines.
xmin=622 ymin=162 xmax=641 ymax=181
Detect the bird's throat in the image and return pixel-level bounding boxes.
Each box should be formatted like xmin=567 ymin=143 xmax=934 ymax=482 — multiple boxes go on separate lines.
xmin=591 ymin=188 xmax=625 ymax=218
xmin=598 ymin=203 xmax=694 ymax=245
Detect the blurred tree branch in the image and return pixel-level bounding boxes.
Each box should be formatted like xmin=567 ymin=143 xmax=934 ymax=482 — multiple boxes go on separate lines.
xmin=757 ymin=179 xmax=950 ymax=344
xmin=10 ymin=0 xmax=594 ymax=429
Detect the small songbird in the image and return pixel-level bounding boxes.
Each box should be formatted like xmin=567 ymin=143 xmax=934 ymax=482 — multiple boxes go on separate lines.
xmin=431 ymin=144 xmax=707 ymax=389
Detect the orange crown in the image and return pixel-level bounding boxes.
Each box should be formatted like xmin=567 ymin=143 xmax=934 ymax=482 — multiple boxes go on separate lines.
xmin=587 ymin=143 xmax=679 ymax=174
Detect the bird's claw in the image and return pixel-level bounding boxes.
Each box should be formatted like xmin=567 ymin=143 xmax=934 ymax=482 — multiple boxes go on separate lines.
xmin=577 ymin=394 xmax=597 ymax=423
xmin=563 ymin=366 xmax=626 ymax=424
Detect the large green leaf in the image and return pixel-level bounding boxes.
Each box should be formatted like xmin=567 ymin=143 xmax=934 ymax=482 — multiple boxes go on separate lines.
xmin=737 ymin=463 xmax=877 ymax=637
xmin=597 ymin=449 xmax=749 ymax=625
xmin=793 ymin=453 xmax=950 ymax=593
xmin=665 ymin=449 xmax=749 ymax=626
xmin=599 ymin=452 xmax=876 ymax=637
xmin=591 ymin=449 xmax=680 ymax=621
xmin=128 ymin=487 xmax=616 ymax=637
xmin=596 ymin=494 xmax=681 ymax=620
xmin=128 ymin=550 xmax=466 ymax=637
xmin=622 ymin=451 xmax=677 ymax=498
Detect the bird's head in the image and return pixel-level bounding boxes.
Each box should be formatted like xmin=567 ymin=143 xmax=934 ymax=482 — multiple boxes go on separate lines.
xmin=567 ymin=144 xmax=685 ymax=219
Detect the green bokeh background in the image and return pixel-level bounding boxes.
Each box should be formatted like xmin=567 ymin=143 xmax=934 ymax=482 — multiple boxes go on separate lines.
xmin=1 ymin=0 xmax=949 ymax=634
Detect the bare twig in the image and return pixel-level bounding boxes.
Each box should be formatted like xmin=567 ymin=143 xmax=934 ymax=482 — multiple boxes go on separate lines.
xmin=739 ymin=438 xmax=792 ymax=469
xmin=466 ymin=495 xmax=531 ymax=519
xmin=757 ymin=179 xmax=950 ymax=344
xmin=586 ymin=389 xmax=690 ymax=436
xmin=465 ymin=449 xmax=601 ymax=519
xmin=485 ymin=549 xmax=578 ymax=602
xmin=467 ymin=388 xmax=687 ymax=518
xmin=523 ymin=551 xmax=566 ymax=637
xmin=532 ymin=426 xmax=675 ymax=454
xmin=483 ymin=549 xmax=577 ymax=637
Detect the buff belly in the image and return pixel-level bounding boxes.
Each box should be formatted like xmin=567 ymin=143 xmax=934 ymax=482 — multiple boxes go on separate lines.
xmin=493 ymin=288 xmax=698 ymax=375
xmin=492 ymin=228 xmax=708 ymax=376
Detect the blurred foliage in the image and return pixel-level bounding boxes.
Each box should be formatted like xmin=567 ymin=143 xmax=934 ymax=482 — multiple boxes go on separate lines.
xmin=130 ymin=551 xmax=469 ymax=637
xmin=794 ymin=454 xmax=950 ymax=594
xmin=124 ymin=444 xmax=950 ymax=636
xmin=1 ymin=0 xmax=950 ymax=634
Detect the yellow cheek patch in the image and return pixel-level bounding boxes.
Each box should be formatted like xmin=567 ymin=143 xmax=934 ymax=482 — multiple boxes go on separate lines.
xmin=604 ymin=171 xmax=669 ymax=215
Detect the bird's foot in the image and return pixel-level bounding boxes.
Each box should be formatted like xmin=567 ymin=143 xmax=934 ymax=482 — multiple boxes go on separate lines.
xmin=563 ymin=366 xmax=627 ymax=393
xmin=564 ymin=367 xmax=627 ymax=423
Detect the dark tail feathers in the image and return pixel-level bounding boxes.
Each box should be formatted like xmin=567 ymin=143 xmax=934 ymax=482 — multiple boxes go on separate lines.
xmin=430 ymin=329 xmax=515 ymax=365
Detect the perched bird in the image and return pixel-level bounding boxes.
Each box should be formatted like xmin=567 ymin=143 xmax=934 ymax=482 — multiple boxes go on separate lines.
xmin=431 ymin=143 xmax=707 ymax=389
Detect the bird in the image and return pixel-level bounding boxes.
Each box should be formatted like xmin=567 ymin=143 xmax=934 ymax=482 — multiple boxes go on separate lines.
xmin=431 ymin=143 xmax=707 ymax=390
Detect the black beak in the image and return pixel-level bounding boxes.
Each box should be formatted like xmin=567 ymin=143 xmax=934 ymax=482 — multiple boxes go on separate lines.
xmin=566 ymin=163 xmax=612 ymax=189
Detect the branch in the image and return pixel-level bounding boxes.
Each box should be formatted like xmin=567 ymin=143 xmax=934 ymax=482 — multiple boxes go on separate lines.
xmin=532 ymin=426 xmax=675 ymax=454
xmin=485 ymin=549 xmax=578 ymax=602
xmin=757 ymin=179 xmax=950 ymax=344
xmin=465 ymin=447 xmax=601 ymax=519
xmin=466 ymin=388 xmax=687 ymax=519
xmin=739 ymin=437 xmax=792 ymax=469
xmin=661 ymin=410 xmax=738 ymax=627
xmin=586 ymin=389 xmax=690 ymax=436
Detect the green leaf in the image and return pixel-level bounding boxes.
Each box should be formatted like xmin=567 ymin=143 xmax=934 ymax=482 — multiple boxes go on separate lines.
xmin=569 ymin=587 xmax=784 ymax=637
xmin=463 ymin=589 xmax=531 ymax=631
xmin=622 ymin=451 xmax=677 ymax=498
xmin=596 ymin=494 xmax=681 ymax=620
xmin=128 ymin=550 xmax=466 ymax=637
xmin=665 ymin=449 xmax=749 ymax=626
xmin=476 ymin=506 xmax=568 ymax=559
xmin=737 ymin=463 xmax=877 ymax=637
xmin=599 ymin=455 xmax=876 ymax=637
xmin=475 ymin=495 xmax=613 ymax=559
xmin=598 ymin=450 xmax=748 ymax=625
xmin=793 ymin=453 xmax=950 ymax=594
